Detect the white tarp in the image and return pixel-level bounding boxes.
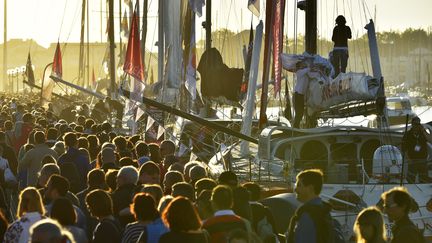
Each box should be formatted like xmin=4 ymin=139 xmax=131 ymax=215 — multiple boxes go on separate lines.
xmin=281 ymin=53 xmax=380 ymax=113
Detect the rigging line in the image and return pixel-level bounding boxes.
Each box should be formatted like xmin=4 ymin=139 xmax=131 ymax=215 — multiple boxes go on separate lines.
xmin=221 ymin=0 xmax=233 ymax=52
xmin=362 ymin=0 xmax=372 ymax=21
xmin=342 ymin=0 xmax=346 ymax=16
xmin=61 ymin=0 xmax=82 ymax=56
xmin=58 ymin=0 xmax=70 ymax=39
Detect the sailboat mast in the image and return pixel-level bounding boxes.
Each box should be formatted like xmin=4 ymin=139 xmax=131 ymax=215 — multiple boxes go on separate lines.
xmin=78 ymin=0 xmax=86 ymax=87
xmin=2 ymin=0 xmax=7 ymax=91
xmin=142 ymin=0 xmax=148 ymax=69
xmin=119 ymin=0 xmax=122 ymax=56
xmin=305 ymin=0 xmax=317 ymax=54
xmin=158 ymin=0 xmax=164 ymax=84
xmin=108 ymin=0 xmax=116 ymax=96
xmin=205 ymin=0 xmax=212 ymax=50
xmin=86 ymin=0 xmax=90 ymax=88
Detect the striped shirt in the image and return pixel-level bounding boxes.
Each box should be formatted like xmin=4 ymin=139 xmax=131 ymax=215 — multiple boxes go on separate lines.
xmin=121 ymin=222 xmax=147 ymax=243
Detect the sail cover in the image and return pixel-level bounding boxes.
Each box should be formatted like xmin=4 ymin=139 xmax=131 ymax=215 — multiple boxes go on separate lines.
xmin=197 ymin=48 xmax=244 ymax=104
xmin=281 ymin=53 xmax=380 ymax=114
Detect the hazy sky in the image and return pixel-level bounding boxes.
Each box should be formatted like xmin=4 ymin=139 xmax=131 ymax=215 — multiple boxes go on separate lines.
xmin=0 ymin=0 xmax=431 ymax=50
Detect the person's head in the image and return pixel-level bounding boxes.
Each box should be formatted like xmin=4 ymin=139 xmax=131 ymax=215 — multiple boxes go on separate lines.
xmin=29 ymin=218 xmax=75 ymax=243
xmin=168 ymin=162 xmax=184 ymax=173
xmin=41 ymin=155 xmax=57 ymax=165
xmin=105 ymin=169 xmax=119 ymax=192
xmin=50 ymin=197 xmax=77 ymax=226
xmin=135 ymin=142 xmax=149 ymax=158
xmin=52 ymin=141 xmax=65 ymax=156
xmin=148 ymin=143 xmax=162 ymax=163
xmin=38 ymin=163 xmax=60 ymax=187
xmin=159 ymin=140 xmax=176 ymax=158
xmin=101 ymin=147 xmax=116 ymax=165
xmin=172 ymin=182 xmax=194 ymax=201
xmin=189 ymin=165 xmax=207 ymax=186
xmin=22 ymin=113 xmax=33 ymax=123
xmin=218 ymin=171 xmax=238 ymax=187
xmin=295 ymin=169 xmax=323 ymax=203
xmin=77 ymin=137 xmax=89 ymax=150
xmin=354 ymin=207 xmax=386 ymax=243
xmin=195 ymin=178 xmax=217 ymax=198
xmin=4 ymin=120 xmax=13 ymax=131
xmin=131 ymin=192 xmax=159 ymax=222
xmin=381 ymin=187 xmax=412 ymax=222
xmin=117 ymin=165 xmax=139 ymax=187
xmin=84 ymin=119 xmax=95 ymax=130
xmin=141 ymin=184 xmax=163 ymax=206
xmin=87 ymin=168 xmax=108 ymax=190
xmin=158 ymin=195 xmax=174 ymax=213
xmin=196 ymin=190 xmax=214 ymax=220
xmin=232 ymin=186 xmax=252 ymax=221
xmin=211 ymin=185 xmax=233 ymax=211
xmin=17 ymin=187 xmax=45 ymax=218
xmin=45 ymin=175 xmax=70 ymax=200
xmin=162 ymin=196 xmax=201 ymax=232
xmin=63 ymin=132 xmax=77 ymax=148
xmin=335 ymin=15 xmax=346 ymax=25
xmin=163 ymin=171 xmax=184 ymax=193
xmin=113 ymin=135 xmax=128 ymax=150
xmin=86 ymin=189 xmax=113 ymax=219
xmin=183 ymin=161 xmax=200 ymax=182
xmin=46 ymin=127 xmax=59 ymax=141
xmin=119 ymin=157 xmax=138 ymax=168
xmin=139 ymin=161 xmax=160 ymax=185
xmin=34 ymin=131 xmax=46 ymax=144
xmin=242 ymin=182 xmax=261 ymax=201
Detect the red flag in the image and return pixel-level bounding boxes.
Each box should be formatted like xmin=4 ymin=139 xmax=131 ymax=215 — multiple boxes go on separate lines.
xmin=272 ymin=0 xmax=285 ymax=95
xmin=123 ymin=6 xmax=144 ymax=81
xmin=52 ymin=42 xmax=63 ymax=78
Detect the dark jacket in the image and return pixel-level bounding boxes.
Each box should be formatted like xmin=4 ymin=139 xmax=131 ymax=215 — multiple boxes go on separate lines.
xmin=391 ymin=216 xmax=423 ymax=243
xmin=402 ymin=128 xmax=428 ymax=159
xmin=332 ymin=25 xmax=352 ymax=47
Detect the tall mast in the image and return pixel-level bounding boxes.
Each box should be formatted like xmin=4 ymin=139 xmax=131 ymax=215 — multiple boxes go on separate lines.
xmin=108 ymin=0 xmax=116 ymax=96
xmin=118 ymin=0 xmax=122 ymax=56
xmin=305 ymin=0 xmax=317 ymax=54
xmin=204 ymin=0 xmax=212 ymax=50
xmin=142 ymin=0 xmax=148 ymax=69
xmin=158 ymin=0 xmax=164 ymax=85
xmin=86 ymin=0 xmax=90 ymax=88
xmin=3 ymin=0 xmax=7 ymax=91
xmin=78 ymin=0 xmax=86 ymax=87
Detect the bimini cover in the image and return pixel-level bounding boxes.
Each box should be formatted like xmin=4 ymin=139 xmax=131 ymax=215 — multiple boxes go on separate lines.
xmin=372 ymin=145 xmax=403 ymax=177
xmin=281 ymin=53 xmax=380 ymax=114
xmin=197 ymin=48 xmax=244 ymax=104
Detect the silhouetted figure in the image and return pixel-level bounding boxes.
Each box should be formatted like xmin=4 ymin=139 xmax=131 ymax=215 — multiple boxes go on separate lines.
xmin=331 ymin=15 xmax=352 ymax=77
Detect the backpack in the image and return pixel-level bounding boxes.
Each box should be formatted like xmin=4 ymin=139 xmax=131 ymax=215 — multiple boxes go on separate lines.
xmin=251 ymin=202 xmax=278 ymax=243
xmin=288 ymin=202 xmax=345 ymax=243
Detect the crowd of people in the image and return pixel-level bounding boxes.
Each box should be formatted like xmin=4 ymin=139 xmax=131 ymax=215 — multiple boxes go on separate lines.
xmin=0 ymin=93 xmax=427 ymax=243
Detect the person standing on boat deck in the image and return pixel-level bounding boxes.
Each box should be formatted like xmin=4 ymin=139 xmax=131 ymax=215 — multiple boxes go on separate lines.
xmin=402 ymin=116 xmax=431 ymax=183
xmin=381 ymin=187 xmax=424 ymax=243
xmin=331 ymin=15 xmax=352 ymax=77
xmin=287 ymin=169 xmax=335 ymax=243
xmin=292 ymin=67 xmax=310 ymax=128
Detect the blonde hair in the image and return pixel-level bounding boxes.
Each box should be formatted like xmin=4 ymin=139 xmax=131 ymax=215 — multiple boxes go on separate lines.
xmin=354 ymin=207 xmax=386 ymax=243
xmin=17 ymin=187 xmax=45 ymax=218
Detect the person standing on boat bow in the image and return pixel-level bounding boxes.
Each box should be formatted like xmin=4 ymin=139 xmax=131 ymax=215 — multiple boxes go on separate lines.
xmin=402 ymin=116 xmax=432 ymax=183
xmin=331 ymin=15 xmax=352 ymax=77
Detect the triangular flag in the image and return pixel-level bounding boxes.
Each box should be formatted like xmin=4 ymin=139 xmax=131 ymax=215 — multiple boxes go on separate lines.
xmin=26 ymin=52 xmax=35 ymax=85
xmin=157 ymin=125 xmax=165 ymax=139
xmin=123 ymin=4 xmax=144 ymax=81
xmin=248 ymin=0 xmax=260 ymax=17
xmin=52 ymin=42 xmax=62 ymax=78
xmin=146 ymin=116 xmax=155 ymax=132
xmin=135 ymin=106 xmax=145 ymax=122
